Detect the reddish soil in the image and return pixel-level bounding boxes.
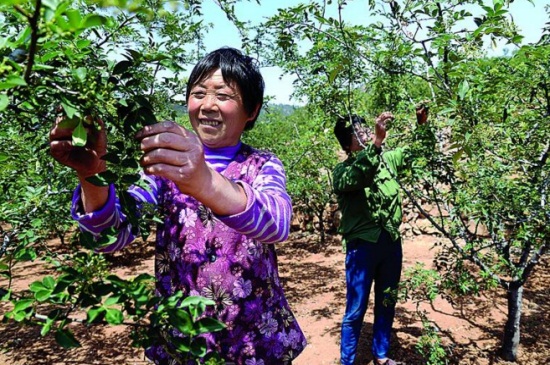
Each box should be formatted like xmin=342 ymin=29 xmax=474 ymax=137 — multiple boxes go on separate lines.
xmin=0 ymin=232 xmax=548 ymax=365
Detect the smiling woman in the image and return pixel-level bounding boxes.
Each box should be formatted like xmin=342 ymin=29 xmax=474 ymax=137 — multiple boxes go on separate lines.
xmin=187 ymin=69 xmax=253 ymax=149
xmin=49 ymin=47 xmax=306 ymax=365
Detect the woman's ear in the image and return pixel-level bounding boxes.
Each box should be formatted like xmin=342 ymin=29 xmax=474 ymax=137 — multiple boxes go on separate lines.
xmin=249 ymin=104 xmax=261 ymax=122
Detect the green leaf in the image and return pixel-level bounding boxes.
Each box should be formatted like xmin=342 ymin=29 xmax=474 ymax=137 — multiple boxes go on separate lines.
xmin=194 ymin=317 xmax=225 ymax=334
xmin=95 ymin=231 xmax=118 ymax=248
xmin=104 ymin=296 xmax=120 ymax=306
xmin=15 ymin=247 xmax=37 ymax=261
xmin=1 ymin=289 xmax=11 ymax=301
xmin=79 ymin=231 xmax=96 ymax=249
xmin=0 ymin=75 xmax=27 ymax=91
xmin=190 ymin=336 xmax=208 ymax=358
xmin=125 ymin=49 xmax=142 ymax=61
xmin=85 ymin=171 xmax=118 ymax=186
xmin=458 ymin=80 xmax=470 ymax=100
xmin=72 ymin=120 xmax=87 ymax=147
xmin=39 ymin=50 xmax=63 ymax=63
xmin=72 ymin=67 xmax=87 ymax=83
xmin=14 ymin=298 xmax=33 ymax=312
xmin=105 ymin=308 xmax=124 ymax=324
xmin=76 ymin=39 xmax=92 ymax=49
xmin=181 ymin=296 xmax=215 ymax=308
xmin=40 ymin=317 xmax=54 ymax=336
xmin=82 ymin=14 xmax=105 ymax=28
xmin=87 ymin=307 xmax=105 ymax=323
xmin=35 ymin=290 xmax=52 ymax=302
xmin=113 ymin=60 xmax=133 ymax=75
xmin=134 ymin=95 xmax=154 ymax=110
xmin=42 ymin=0 xmax=61 ymax=10
xmin=65 ymin=9 xmax=82 ymax=29
xmin=0 ymin=153 xmax=8 ymax=162
xmin=53 ymin=274 xmax=74 ymax=294
xmin=29 ymin=281 xmax=46 ymax=292
xmin=510 ymin=35 xmax=524 ymax=44
xmin=81 ymin=294 xmax=101 ymax=308
xmin=168 ymin=309 xmax=193 ymax=334
xmin=13 ymin=311 xmax=27 ymax=322
xmin=0 ymin=94 xmax=8 ymax=111
xmin=452 ymin=149 xmax=464 ymax=164
xmin=61 ymin=100 xmax=79 ymax=118
xmin=100 ymin=152 xmax=121 ymax=164
xmin=55 ymin=329 xmax=81 ymax=349
xmin=170 ymin=335 xmax=191 ymax=353
xmin=106 ymin=274 xmax=128 ymax=286
xmin=43 ymin=276 xmax=56 ymax=290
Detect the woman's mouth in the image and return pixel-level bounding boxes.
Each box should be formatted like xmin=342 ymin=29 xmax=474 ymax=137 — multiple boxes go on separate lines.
xmin=200 ymin=119 xmax=222 ymax=127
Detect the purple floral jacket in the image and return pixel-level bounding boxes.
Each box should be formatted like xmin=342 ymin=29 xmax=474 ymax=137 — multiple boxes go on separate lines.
xmin=73 ymin=144 xmax=306 ymax=365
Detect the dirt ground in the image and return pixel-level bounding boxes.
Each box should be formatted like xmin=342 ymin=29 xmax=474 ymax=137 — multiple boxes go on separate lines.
xmin=0 ymin=231 xmax=548 ymax=365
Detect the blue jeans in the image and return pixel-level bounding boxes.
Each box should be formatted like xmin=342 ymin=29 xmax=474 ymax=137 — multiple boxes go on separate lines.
xmin=340 ymin=230 xmax=403 ymax=364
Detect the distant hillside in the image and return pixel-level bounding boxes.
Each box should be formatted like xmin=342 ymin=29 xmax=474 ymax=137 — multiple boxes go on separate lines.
xmin=258 ymin=103 xmax=300 ymax=121
xmin=264 ymin=103 xmax=299 ymax=116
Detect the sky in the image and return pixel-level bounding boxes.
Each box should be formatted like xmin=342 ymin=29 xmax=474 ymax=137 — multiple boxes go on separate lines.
xmin=187 ymin=0 xmax=550 ymax=105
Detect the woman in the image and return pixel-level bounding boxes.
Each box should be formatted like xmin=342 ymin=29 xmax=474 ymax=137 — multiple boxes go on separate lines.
xmin=50 ymin=47 xmax=306 ymax=365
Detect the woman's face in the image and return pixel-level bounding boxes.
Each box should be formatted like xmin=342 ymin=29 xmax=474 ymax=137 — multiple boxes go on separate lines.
xmin=187 ymin=68 xmax=255 ymax=148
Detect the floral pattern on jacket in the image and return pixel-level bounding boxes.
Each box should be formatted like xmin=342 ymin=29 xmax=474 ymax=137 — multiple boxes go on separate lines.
xmin=145 ymin=145 xmax=306 ymax=365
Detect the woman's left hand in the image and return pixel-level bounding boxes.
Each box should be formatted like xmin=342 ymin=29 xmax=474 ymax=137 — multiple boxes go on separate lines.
xmin=136 ymin=121 xmax=211 ymax=196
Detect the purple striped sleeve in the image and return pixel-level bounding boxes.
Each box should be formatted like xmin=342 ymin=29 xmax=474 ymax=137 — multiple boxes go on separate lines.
xmin=217 ymin=157 xmax=292 ymax=244
xmin=70 ymin=174 xmax=159 ymax=252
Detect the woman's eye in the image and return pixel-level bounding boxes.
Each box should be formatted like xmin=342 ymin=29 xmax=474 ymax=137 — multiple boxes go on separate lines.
xmin=191 ymin=92 xmax=206 ymax=99
xmin=216 ymin=93 xmax=231 ymax=101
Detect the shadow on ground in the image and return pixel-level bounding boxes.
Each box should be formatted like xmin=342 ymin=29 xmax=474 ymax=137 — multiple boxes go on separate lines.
xmin=279 ymin=232 xmax=550 ymax=365
xmin=1 ymin=232 xmax=548 ymax=365
xmin=0 ymin=321 xmax=147 ymax=365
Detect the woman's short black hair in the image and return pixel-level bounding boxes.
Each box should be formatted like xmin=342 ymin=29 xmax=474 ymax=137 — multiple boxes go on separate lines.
xmin=334 ymin=115 xmax=366 ymax=151
xmin=186 ymin=47 xmax=265 ymax=130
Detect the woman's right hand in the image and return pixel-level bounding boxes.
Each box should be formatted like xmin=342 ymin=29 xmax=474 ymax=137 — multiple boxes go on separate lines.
xmin=49 ymin=116 xmax=107 ymax=179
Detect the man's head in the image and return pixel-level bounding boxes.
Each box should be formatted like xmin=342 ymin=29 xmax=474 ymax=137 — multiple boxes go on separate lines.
xmin=334 ymin=115 xmax=371 ymax=153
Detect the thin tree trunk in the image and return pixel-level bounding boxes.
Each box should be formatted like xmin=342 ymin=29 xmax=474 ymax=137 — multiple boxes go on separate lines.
xmin=501 ymin=283 xmax=523 ymax=361
xmin=317 ymin=210 xmax=325 ymax=244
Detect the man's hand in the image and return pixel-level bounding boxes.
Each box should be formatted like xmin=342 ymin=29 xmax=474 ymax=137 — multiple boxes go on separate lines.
xmin=416 ymin=102 xmax=429 ymax=125
xmin=374 ymin=111 xmax=394 ymax=147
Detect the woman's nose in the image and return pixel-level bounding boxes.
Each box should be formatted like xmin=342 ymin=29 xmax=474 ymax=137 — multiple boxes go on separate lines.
xmin=201 ymin=93 xmax=218 ymax=110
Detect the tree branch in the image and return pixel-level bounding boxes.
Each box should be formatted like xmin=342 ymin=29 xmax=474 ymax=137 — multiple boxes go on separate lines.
xmin=96 ymin=14 xmax=138 ymax=48
xmin=22 ymin=0 xmax=42 ymax=83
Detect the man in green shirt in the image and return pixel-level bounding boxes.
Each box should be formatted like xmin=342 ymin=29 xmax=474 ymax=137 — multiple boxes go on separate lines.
xmin=333 ymin=108 xmax=429 ymax=365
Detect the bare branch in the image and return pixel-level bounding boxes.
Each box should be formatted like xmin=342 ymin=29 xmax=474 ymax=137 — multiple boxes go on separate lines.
xmin=23 ymin=0 xmax=42 ymax=83
xmin=96 ymin=14 xmax=138 ymax=48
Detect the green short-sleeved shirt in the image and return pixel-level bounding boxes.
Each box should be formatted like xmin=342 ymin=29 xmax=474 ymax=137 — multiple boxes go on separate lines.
xmin=332 ymin=143 xmax=405 ymax=244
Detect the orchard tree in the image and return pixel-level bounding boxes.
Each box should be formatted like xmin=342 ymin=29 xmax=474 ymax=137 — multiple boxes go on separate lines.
xmin=254 ymin=0 xmax=549 ymax=362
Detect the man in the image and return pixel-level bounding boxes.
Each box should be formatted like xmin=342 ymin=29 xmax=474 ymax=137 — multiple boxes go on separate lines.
xmin=333 ymin=107 xmax=429 ymax=365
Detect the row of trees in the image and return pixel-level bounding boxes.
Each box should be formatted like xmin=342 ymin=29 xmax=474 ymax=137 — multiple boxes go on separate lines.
xmin=1 ymin=0 xmax=548 ymax=363
xmin=243 ymin=0 xmax=549 ymax=361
